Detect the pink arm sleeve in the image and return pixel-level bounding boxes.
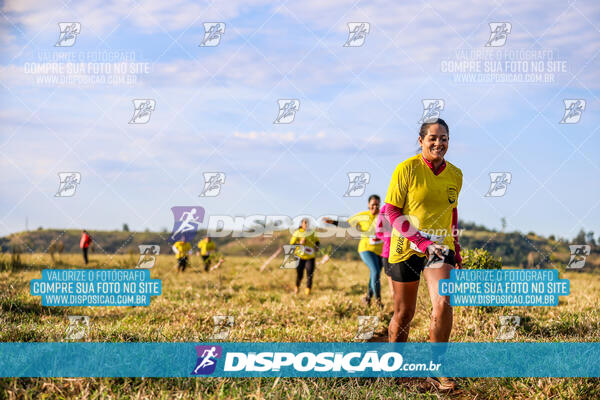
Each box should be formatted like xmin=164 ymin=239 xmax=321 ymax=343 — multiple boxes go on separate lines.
xmin=452 ymin=207 xmax=462 ymax=263
xmin=386 ymin=204 xmax=434 ymax=253
xmin=375 ymin=205 xmax=387 ymax=240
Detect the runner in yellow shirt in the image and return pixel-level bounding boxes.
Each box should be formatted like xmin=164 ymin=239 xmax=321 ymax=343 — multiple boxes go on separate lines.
xmin=172 ymin=236 xmax=192 ymax=273
xmin=197 ymin=236 xmax=216 ymax=272
xmin=384 ymin=118 xmax=462 ymax=390
xmin=348 ymin=195 xmax=385 ymax=308
xmin=289 ymin=218 xmax=320 ymax=295
xmin=323 ymin=195 xmax=385 ymax=308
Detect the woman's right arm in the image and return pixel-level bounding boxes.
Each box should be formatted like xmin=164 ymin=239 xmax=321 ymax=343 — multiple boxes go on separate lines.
xmin=386 ymin=204 xmax=436 ymax=254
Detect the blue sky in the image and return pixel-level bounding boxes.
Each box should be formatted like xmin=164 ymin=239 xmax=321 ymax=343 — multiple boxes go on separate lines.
xmin=0 ymin=0 xmax=599 ymax=240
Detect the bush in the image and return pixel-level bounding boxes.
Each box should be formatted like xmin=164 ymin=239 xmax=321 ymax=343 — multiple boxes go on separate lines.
xmin=461 ymin=248 xmax=502 ymax=270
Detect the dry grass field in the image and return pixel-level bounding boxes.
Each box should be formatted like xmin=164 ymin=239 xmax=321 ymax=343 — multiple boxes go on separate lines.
xmin=1 ymin=253 xmax=599 ymax=399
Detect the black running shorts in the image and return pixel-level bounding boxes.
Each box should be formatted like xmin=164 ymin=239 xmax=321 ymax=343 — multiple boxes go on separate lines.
xmin=388 ymin=250 xmax=455 ymax=282
xmin=382 ymin=257 xmax=392 ymax=277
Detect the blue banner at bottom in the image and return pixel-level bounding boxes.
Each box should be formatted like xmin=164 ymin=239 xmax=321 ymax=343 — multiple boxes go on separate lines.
xmin=1 ymin=343 xmax=598 ymax=377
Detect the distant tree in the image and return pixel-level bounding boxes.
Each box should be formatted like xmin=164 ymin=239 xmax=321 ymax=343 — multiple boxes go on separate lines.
xmin=573 ymin=229 xmax=586 ymax=244
xmin=501 ymin=217 xmax=506 ymax=232
xmin=548 ymin=235 xmax=556 ymax=241
xmin=123 ymin=223 xmax=130 ymax=232
xmin=37 ymin=226 xmax=43 ymax=231
xmin=585 ymin=231 xmax=596 ymax=246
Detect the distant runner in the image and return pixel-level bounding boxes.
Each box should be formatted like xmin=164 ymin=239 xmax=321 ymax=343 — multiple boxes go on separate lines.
xmin=324 ymin=195 xmax=384 ymax=308
xmin=172 ymin=236 xmax=192 ymax=273
xmin=290 ymin=218 xmax=320 ymax=295
xmin=197 ymin=236 xmax=216 ymax=272
xmin=80 ymin=230 xmax=92 ymax=265
xmin=375 ymin=203 xmax=394 ymax=299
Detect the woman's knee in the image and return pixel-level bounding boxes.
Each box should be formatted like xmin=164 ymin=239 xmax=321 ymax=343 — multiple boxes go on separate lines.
xmin=431 ymin=297 xmax=452 ymax=319
xmin=393 ymin=307 xmax=416 ymax=325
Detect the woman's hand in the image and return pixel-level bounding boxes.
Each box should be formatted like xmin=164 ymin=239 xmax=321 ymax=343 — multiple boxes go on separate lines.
xmin=299 ymin=238 xmax=306 ymax=245
xmin=321 ymin=217 xmax=335 ymax=225
xmin=426 ymin=243 xmax=448 ymax=260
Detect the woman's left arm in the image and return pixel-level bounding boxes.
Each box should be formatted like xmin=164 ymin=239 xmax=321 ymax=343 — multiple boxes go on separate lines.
xmin=452 ymin=207 xmax=462 ymax=268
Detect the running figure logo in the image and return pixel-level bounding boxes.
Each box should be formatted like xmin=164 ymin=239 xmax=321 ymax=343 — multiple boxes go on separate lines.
xmin=199 ymin=23 xmax=225 ymax=47
xmin=281 ymin=245 xmax=301 ymax=269
xmin=485 ymin=172 xmax=512 ymax=197
xmin=560 ymin=99 xmax=586 ymax=124
xmin=55 ymin=172 xmax=81 ymax=197
xmin=137 ymin=245 xmax=160 ymax=269
xmin=496 ymin=316 xmax=520 ymax=340
xmin=192 ymin=345 xmax=223 ymax=375
xmin=354 ymin=316 xmax=379 ymax=341
xmin=419 ymin=99 xmax=445 ymax=124
xmin=274 ymin=99 xmax=300 ymax=124
xmin=566 ymin=245 xmax=590 ymax=269
xmin=343 ymin=22 xmax=370 ymax=47
xmin=65 ymin=316 xmax=89 ymax=340
xmin=210 ymin=315 xmax=234 ymax=340
xmin=199 ymin=172 xmax=226 ymax=197
xmin=344 ymin=172 xmax=371 ymax=197
xmin=129 ymin=99 xmax=156 ymax=124
xmin=169 ymin=206 xmax=205 ymax=243
xmin=485 ymin=22 xmax=511 ymax=47
xmin=55 ymin=23 xmax=81 ymax=47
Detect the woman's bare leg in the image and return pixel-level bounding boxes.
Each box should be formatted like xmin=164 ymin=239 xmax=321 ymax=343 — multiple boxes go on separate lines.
xmin=423 ymin=263 xmax=453 ymax=342
xmin=387 ymin=275 xmax=394 ymax=298
xmin=388 ymin=280 xmax=419 ymax=342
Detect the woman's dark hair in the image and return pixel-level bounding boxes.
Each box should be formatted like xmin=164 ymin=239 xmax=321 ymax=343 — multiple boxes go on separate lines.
xmin=419 ymin=118 xmax=449 ymax=139
xmin=368 ymin=194 xmax=380 ymax=203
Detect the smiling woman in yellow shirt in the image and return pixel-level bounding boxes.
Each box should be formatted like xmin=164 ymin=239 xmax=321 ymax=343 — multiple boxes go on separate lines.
xmin=384 ymin=118 xmax=462 ymax=391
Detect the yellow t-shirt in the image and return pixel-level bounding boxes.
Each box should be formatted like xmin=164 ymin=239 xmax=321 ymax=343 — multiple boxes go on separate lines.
xmin=385 ymin=154 xmax=462 ymax=263
xmin=348 ymin=210 xmax=383 ymax=255
xmin=198 ymin=238 xmax=216 ymax=255
xmin=173 ymin=241 xmax=192 ymax=259
xmin=290 ymin=228 xmax=319 ymax=260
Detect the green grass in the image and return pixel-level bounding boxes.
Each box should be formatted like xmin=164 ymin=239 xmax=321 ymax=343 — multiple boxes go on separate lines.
xmin=1 ymin=253 xmax=599 ymax=399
